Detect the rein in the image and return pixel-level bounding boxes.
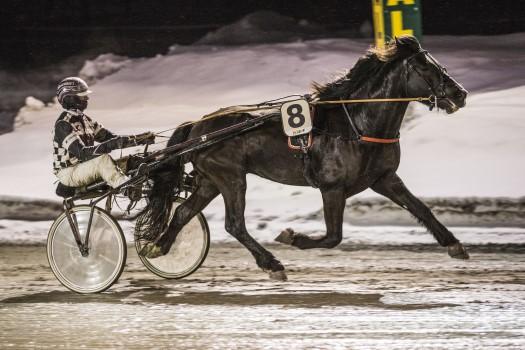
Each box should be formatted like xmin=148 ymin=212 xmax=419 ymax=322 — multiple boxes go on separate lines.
xmin=153 ymin=95 xmax=436 ymax=145
xmin=311 ymin=96 xmax=434 ymax=105
xmin=311 ymin=96 xmax=435 ymax=144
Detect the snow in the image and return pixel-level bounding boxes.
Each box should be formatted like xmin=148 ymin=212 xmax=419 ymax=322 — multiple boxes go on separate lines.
xmin=0 ymin=34 xmax=524 ymax=242
xmin=23 ymin=96 xmax=45 ymax=110
xmin=1 ymin=218 xmax=524 ymax=246
xmin=79 ymin=53 xmax=133 ymax=85
xmin=14 ymin=96 xmax=46 ymax=128
xmin=195 ymin=10 xmax=327 ymax=45
xmin=398 ymin=86 xmax=525 ymax=197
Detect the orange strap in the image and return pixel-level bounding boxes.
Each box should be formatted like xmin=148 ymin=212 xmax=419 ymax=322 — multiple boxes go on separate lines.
xmin=360 ymin=136 xmax=399 ymax=144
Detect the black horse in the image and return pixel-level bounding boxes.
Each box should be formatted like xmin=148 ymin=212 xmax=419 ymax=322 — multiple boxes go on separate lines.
xmin=137 ymin=36 xmax=469 ymax=280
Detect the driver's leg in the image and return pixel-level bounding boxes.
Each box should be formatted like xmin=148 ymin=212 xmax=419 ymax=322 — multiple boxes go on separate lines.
xmin=57 ymin=154 xmax=129 ymax=188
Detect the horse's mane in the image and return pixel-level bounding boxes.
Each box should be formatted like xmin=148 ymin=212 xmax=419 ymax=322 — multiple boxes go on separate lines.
xmin=311 ymin=36 xmax=422 ymax=100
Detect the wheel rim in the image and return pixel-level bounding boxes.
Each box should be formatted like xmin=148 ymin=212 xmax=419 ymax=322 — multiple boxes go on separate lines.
xmin=136 ymin=200 xmax=209 ymax=279
xmin=47 ymin=206 xmax=126 ymax=293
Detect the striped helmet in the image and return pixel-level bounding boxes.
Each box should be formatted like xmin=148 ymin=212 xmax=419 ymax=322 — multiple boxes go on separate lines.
xmin=56 ymin=77 xmax=92 ymax=106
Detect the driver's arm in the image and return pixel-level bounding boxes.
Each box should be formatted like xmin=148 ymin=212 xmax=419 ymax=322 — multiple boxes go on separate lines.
xmin=88 ymin=116 xmax=118 ymax=143
xmin=89 ymin=116 xmax=154 ymax=146
xmin=56 ymin=121 xmax=137 ymax=162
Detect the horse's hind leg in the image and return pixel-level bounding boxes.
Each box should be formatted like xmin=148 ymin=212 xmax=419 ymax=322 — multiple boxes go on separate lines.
xmin=141 ymin=176 xmax=219 ymax=258
xmin=276 ymin=187 xmax=345 ymax=249
xmin=371 ymin=172 xmax=469 ymax=259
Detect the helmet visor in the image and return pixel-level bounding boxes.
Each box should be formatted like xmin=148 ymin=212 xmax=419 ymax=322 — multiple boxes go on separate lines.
xmin=76 ymin=89 xmax=93 ymax=96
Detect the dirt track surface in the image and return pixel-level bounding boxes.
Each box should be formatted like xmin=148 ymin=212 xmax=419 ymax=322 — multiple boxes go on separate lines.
xmin=1 ymin=243 xmax=524 ymax=349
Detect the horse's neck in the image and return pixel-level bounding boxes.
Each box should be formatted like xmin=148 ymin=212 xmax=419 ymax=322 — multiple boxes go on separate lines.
xmin=351 ymin=64 xmax=408 ymax=138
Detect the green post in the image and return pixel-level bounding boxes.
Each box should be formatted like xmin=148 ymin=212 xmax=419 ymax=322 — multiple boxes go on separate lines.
xmin=373 ymin=0 xmax=422 ymax=47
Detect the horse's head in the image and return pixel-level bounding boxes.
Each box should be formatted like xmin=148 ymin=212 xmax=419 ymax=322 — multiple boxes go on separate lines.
xmin=396 ymin=36 xmax=468 ymax=114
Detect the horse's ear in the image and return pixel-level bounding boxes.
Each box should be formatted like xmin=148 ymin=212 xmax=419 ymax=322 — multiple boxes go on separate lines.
xmin=394 ymin=36 xmax=407 ymax=52
xmin=395 ymin=35 xmax=421 ymax=52
xmin=394 ymin=36 xmax=401 ymax=46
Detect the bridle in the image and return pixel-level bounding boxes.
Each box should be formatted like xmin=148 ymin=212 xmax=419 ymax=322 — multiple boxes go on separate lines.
xmin=309 ymin=51 xmax=452 ymax=144
xmin=405 ymin=50 xmax=449 ymax=110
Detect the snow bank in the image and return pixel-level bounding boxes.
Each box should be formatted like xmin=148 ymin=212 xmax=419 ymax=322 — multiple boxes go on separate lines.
xmin=196 ymin=10 xmax=327 ymax=46
xmin=344 ymin=197 xmax=525 ymax=227
xmin=14 ymin=96 xmax=46 ymax=128
xmin=79 ymin=53 xmax=133 ymax=85
xmin=0 ymin=195 xmax=62 ymax=221
xmin=0 ymin=34 xmax=524 ymax=241
xmin=420 ymin=34 xmax=525 ymax=93
xmin=2 ymin=195 xmax=522 ymax=227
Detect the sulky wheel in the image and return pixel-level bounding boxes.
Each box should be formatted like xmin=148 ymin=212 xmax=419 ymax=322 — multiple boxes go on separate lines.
xmin=135 ymin=197 xmax=210 ymax=279
xmin=47 ymin=205 xmax=127 ymax=293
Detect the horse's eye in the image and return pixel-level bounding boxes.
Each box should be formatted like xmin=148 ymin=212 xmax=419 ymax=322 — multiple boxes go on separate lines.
xmin=416 ymin=58 xmax=430 ymax=70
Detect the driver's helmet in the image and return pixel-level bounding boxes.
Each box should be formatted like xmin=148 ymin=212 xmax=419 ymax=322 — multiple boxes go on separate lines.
xmin=56 ymin=77 xmax=92 ymax=107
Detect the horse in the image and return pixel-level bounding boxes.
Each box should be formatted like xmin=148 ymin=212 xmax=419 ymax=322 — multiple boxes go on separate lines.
xmin=137 ymin=35 xmax=469 ymax=281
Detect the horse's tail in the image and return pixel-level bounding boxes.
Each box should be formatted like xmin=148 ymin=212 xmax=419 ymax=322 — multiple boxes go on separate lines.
xmin=135 ymin=123 xmax=194 ymax=242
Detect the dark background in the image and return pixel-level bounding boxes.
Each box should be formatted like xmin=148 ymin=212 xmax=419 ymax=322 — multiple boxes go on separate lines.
xmin=0 ymin=0 xmax=523 ymax=133
xmin=1 ymin=0 xmax=524 ymax=69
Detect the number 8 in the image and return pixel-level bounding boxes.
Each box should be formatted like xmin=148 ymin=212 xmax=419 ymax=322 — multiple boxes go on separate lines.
xmin=287 ymin=104 xmax=305 ymax=128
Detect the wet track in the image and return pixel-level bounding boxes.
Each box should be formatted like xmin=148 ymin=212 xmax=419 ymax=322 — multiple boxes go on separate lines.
xmin=1 ymin=242 xmax=524 ymax=349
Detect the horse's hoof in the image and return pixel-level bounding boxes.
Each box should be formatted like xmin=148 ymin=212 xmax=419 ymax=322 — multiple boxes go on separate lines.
xmin=275 ymin=228 xmax=295 ymax=245
xmin=139 ymin=243 xmax=164 ymax=259
xmin=269 ymin=270 xmax=288 ymax=281
xmin=448 ymin=242 xmax=469 ymax=259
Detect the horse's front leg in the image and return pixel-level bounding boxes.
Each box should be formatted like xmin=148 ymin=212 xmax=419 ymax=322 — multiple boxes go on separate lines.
xmin=276 ymin=187 xmax=345 ymax=249
xmin=212 ymin=173 xmax=287 ymax=281
xmin=371 ymin=172 xmax=469 ymax=259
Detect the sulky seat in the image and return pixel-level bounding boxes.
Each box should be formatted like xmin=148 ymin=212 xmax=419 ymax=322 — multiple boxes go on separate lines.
xmin=54 ymin=155 xmax=145 ymax=199
xmin=55 ymin=182 xmax=110 ymax=199
xmin=55 ymin=183 xmax=77 ymax=198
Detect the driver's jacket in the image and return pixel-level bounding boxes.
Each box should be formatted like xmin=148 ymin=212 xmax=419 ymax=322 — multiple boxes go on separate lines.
xmin=52 ymin=109 xmax=126 ymax=174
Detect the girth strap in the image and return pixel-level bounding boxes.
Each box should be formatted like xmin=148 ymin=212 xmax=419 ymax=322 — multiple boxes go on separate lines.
xmin=341 ymin=99 xmax=399 ymax=144
xmin=360 ymin=136 xmax=399 ymax=143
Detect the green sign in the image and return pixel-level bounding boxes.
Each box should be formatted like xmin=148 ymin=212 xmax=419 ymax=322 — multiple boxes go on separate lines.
xmin=372 ymin=0 xmax=422 ymax=47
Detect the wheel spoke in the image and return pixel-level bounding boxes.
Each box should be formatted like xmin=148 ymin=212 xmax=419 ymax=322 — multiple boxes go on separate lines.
xmin=97 ymin=253 xmax=118 ymax=266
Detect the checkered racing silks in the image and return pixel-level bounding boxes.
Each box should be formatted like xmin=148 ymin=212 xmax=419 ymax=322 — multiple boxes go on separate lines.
xmin=52 ymin=109 xmax=133 ymax=174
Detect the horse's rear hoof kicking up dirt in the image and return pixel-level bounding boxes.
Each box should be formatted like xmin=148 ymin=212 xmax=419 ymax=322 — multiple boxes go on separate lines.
xmin=268 ymin=270 xmax=288 ymax=281
xmin=138 ymin=242 xmax=163 ymax=259
xmin=448 ymin=242 xmax=470 ymax=259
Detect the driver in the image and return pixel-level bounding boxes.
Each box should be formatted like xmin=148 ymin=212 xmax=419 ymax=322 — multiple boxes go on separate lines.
xmin=52 ymin=77 xmax=154 ymax=194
